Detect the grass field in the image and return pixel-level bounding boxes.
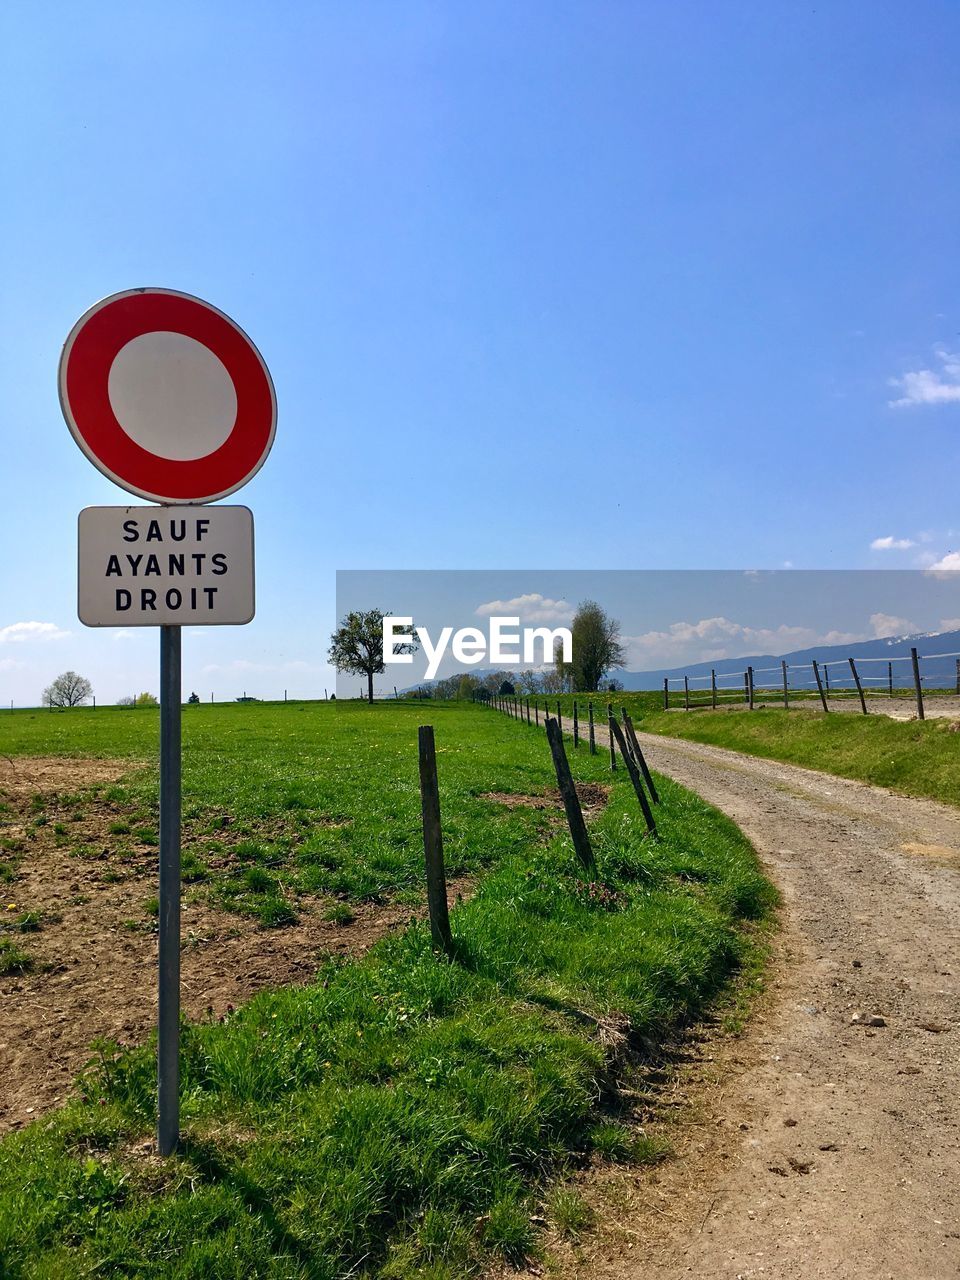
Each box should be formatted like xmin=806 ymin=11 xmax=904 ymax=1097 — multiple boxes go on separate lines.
xmin=534 ymin=692 xmax=960 ymax=809
xmin=0 ymin=700 xmax=774 ymax=1279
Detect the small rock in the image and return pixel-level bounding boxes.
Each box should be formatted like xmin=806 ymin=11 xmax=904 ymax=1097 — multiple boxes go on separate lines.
xmin=852 ymin=959 xmax=862 ymax=968
xmin=866 ymin=1014 xmax=886 ymax=1028
xmin=783 ymin=1117 xmax=798 ymax=1127
xmin=850 ymin=1012 xmax=862 ymax=1024
xmin=819 ymin=1142 xmax=839 ymax=1151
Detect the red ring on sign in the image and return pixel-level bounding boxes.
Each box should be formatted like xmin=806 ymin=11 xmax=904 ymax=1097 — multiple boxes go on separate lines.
xmin=61 ymin=291 xmax=275 ymax=504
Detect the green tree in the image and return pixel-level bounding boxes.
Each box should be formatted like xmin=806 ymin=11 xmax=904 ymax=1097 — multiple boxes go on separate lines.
xmin=457 ymin=674 xmax=477 ymax=700
xmin=558 ymin=601 xmax=626 ymax=692
xmin=328 ymin=610 xmax=417 ymax=704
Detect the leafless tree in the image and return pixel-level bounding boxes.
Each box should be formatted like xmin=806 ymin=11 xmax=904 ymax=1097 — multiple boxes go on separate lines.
xmin=42 ymin=671 xmax=93 ymax=709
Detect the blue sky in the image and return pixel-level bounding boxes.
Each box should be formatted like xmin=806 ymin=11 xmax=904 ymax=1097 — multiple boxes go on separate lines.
xmin=2 ymin=2 xmax=959 ymax=704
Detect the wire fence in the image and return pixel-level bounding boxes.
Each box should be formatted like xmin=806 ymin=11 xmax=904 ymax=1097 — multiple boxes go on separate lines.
xmin=663 ymin=645 xmax=960 ymax=719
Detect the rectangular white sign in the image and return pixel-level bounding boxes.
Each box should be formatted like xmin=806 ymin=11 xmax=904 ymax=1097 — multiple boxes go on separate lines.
xmin=78 ymin=505 xmax=255 ymax=627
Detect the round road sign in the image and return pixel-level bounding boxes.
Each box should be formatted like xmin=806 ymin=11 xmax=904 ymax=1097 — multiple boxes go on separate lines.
xmin=59 ymin=288 xmax=277 ymax=504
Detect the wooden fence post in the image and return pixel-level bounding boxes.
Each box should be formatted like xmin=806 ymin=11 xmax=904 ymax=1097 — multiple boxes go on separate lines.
xmin=573 ymin=700 xmax=579 ymax=747
xmin=545 ymin=718 xmax=596 ymax=873
xmin=911 ymin=647 xmax=925 ymax=720
xmin=849 ymin=657 xmax=868 ymax=715
xmin=823 ymin=665 xmax=830 ymax=694
xmin=588 ymin=701 xmax=596 ymax=754
xmin=607 ymin=703 xmax=617 ymax=770
xmin=535 ymin=699 xmax=540 ymax=726
xmin=956 ymin=657 xmax=960 ymax=696
xmin=663 ymin=677 xmax=669 ymax=710
xmin=889 ymin=662 xmax=894 ymax=696
xmin=711 ymin=668 xmax=717 ymax=710
xmin=743 ymin=671 xmax=749 ymax=704
xmin=623 ymin=711 xmax=660 ymax=804
xmin=747 ymin=666 xmax=755 ymax=711
xmin=526 ymin=698 xmax=531 ymax=724
xmin=781 ymin=659 xmax=788 ymax=710
xmin=609 ymin=716 xmax=657 ymax=836
xmin=812 ymin=660 xmax=829 ymax=713
xmin=417 ymin=726 xmax=453 ymax=953
xmin=684 ymin=676 xmax=690 ymax=711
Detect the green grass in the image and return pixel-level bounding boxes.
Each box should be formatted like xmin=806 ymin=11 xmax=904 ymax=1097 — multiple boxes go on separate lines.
xmin=2 ymin=700 xmax=624 ymax=914
xmin=0 ymin=935 xmax=35 ymax=975
xmin=525 ymin=691 xmax=960 ymax=809
xmin=0 ymin=700 xmax=774 ymax=1278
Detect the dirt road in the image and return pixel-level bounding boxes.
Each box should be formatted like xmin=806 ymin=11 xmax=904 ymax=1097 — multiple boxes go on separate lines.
xmin=544 ymin=720 xmax=960 ymax=1278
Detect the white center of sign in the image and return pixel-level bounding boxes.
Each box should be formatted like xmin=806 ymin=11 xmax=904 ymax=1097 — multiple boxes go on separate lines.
xmin=107 ymin=331 xmax=238 ymax=461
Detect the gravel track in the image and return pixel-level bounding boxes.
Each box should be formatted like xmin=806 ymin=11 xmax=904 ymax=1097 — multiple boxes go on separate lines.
xmin=507 ymin=704 xmax=960 ymax=1278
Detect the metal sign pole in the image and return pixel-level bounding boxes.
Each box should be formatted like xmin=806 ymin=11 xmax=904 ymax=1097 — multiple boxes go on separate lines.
xmin=157 ymin=624 xmax=182 ymax=1155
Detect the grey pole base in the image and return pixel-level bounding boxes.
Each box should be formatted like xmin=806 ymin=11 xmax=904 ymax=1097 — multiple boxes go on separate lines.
xmin=158 ymin=626 xmax=182 ymax=1156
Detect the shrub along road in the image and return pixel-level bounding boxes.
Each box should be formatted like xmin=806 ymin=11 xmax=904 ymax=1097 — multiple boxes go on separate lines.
xmin=532 ymin=713 xmax=960 ymax=1279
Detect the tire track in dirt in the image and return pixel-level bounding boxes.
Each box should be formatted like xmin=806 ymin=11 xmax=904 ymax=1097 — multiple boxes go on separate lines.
xmin=540 ymin=717 xmax=960 ymax=1279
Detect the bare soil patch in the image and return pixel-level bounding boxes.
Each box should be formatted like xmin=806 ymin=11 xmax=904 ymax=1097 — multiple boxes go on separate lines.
xmin=480 ymin=783 xmax=610 ymax=819
xmin=0 ymin=757 xmax=470 ymax=1134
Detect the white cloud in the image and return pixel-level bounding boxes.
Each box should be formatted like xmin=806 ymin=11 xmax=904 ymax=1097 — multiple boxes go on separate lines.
xmin=870 ymin=535 xmax=915 ymax=551
xmin=474 ymin=593 xmax=574 ymax=624
xmin=0 ymin=658 xmax=24 ymax=672
xmin=925 ymin=551 xmax=960 ymax=576
xmin=0 ymin=621 xmax=71 ymax=644
xmin=939 ymin=618 xmax=960 ymax=632
xmin=869 ymin=612 xmax=916 ymax=639
xmin=889 ymin=348 xmax=960 ymax=408
xmin=112 ymin=629 xmax=137 ymax=642
xmin=620 ymin=616 xmax=865 ymax=669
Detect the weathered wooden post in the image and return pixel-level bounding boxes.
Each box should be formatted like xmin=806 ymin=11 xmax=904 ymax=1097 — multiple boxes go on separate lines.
xmin=743 ymin=671 xmax=749 ymax=704
xmin=812 ymin=660 xmax=829 ymax=713
xmin=607 ymin=703 xmax=617 ymax=770
xmin=956 ymin=657 xmax=960 ymax=696
xmin=609 ymin=716 xmax=657 ymax=836
xmin=747 ymin=666 xmax=754 ymax=711
xmin=684 ymin=676 xmax=690 ymax=711
xmin=781 ymin=660 xmax=789 ymax=710
xmin=889 ymin=662 xmax=894 ymax=697
xmin=911 ymin=647 xmax=925 ymax=720
xmin=573 ymin=700 xmax=580 ymax=747
xmin=623 ymin=711 xmax=660 ymax=804
xmin=588 ymin=701 xmax=596 ymax=754
xmin=545 ymin=718 xmax=595 ymax=873
xmin=663 ymin=677 xmax=669 ymax=710
xmin=823 ymin=665 xmax=830 ymax=694
xmin=711 ymin=668 xmax=717 ymax=710
xmin=417 ymin=725 xmax=453 ymax=954
xmin=849 ymin=657 xmax=868 ymax=715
